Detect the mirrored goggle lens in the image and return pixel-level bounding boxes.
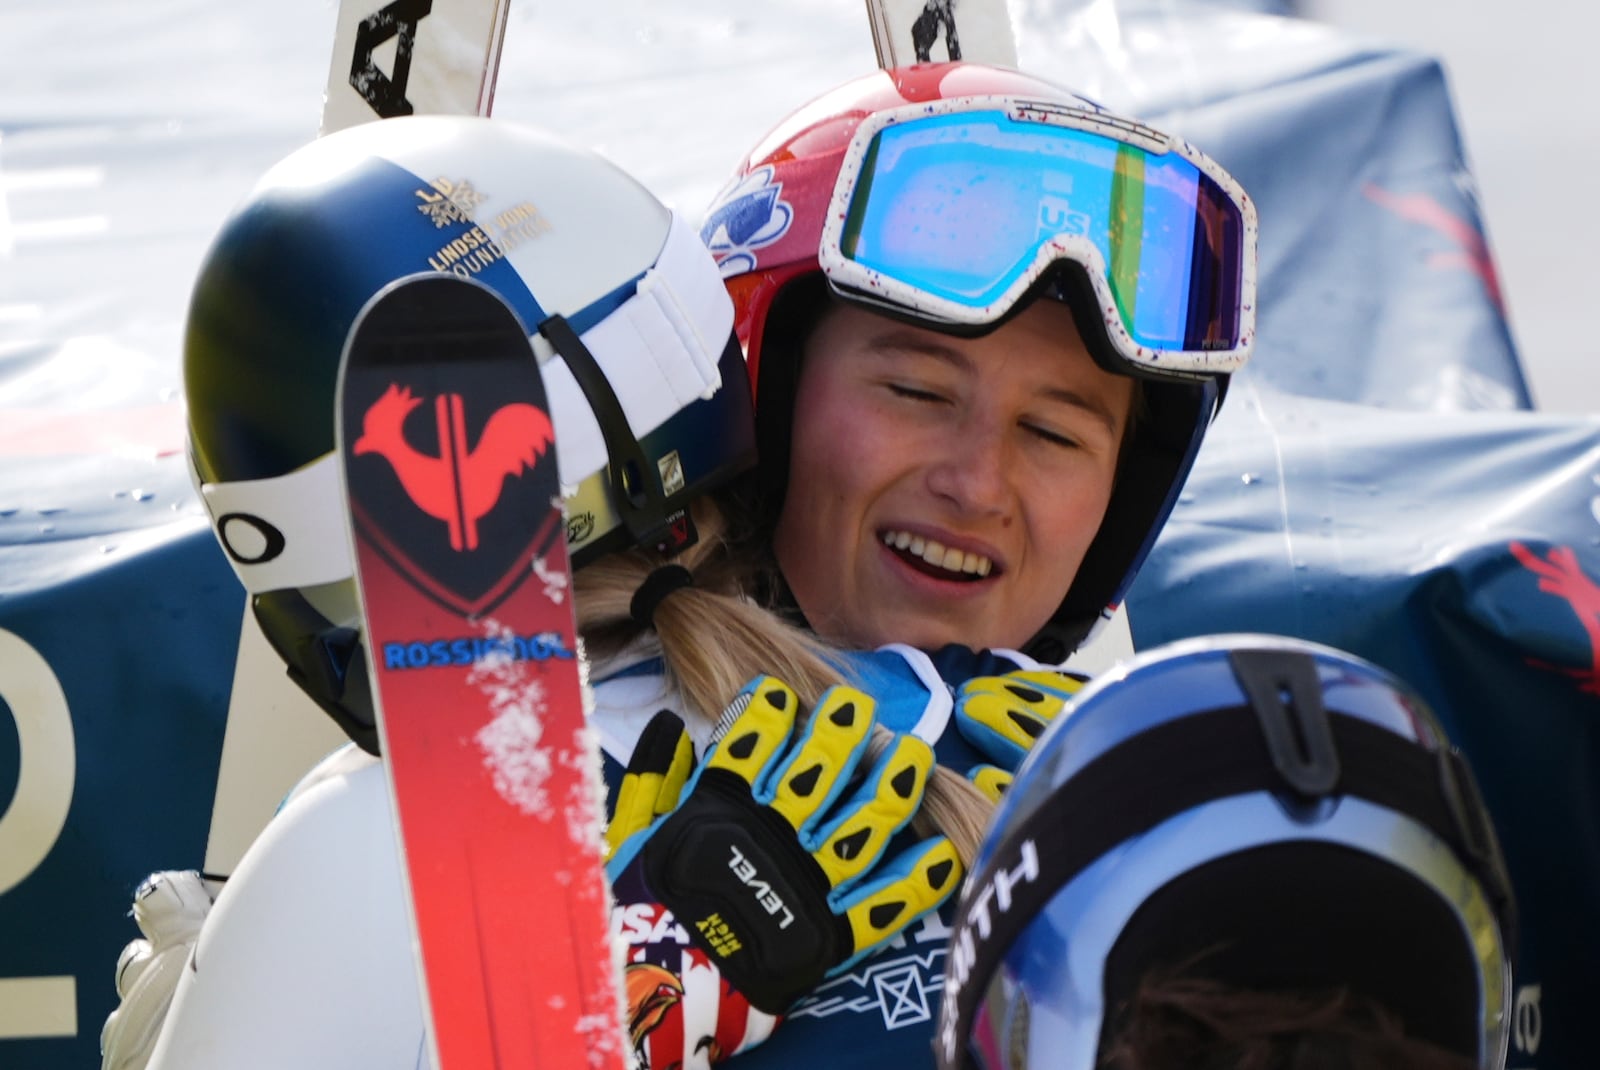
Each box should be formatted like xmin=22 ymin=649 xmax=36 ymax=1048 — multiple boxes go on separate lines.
xmin=837 ymin=110 xmax=1246 ymax=353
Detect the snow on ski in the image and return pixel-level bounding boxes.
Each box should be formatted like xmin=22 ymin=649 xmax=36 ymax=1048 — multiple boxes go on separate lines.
xmin=336 ymin=273 xmax=625 ymax=1070
xmin=322 ymin=0 xmax=512 ymax=135
xmin=863 ymin=0 xmax=1017 ymax=69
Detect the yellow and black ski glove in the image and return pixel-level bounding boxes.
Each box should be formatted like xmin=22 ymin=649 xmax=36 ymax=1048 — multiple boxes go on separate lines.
xmin=606 ymin=675 xmax=963 ymax=1016
xmin=954 ymin=668 xmax=1088 ymax=769
xmin=605 ymin=710 xmax=696 ymax=862
xmin=956 ymin=668 xmax=1089 ymax=800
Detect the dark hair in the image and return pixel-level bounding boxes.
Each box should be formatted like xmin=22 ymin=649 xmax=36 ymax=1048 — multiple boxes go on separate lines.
xmin=1099 ymin=970 xmax=1480 ymax=1070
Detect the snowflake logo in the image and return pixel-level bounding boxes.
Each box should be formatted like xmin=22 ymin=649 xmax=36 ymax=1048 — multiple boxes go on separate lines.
xmin=416 ymin=177 xmax=489 ymax=228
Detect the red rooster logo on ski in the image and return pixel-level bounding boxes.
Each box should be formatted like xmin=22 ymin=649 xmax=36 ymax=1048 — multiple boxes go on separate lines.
xmin=355 ymin=383 xmax=553 ymax=551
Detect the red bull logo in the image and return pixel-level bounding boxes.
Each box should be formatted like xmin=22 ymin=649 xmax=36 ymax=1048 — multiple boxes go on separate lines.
xmin=1510 ymin=541 xmax=1600 ymax=695
xmin=1363 ymin=182 xmax=1505 ymax=315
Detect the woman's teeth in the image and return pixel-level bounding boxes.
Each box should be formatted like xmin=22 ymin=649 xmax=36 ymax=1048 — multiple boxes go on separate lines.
xmin=881 ymin=530 xmax=993 ymax=577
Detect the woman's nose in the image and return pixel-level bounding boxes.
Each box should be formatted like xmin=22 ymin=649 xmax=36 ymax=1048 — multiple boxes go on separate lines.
xmin=924 ymin=424 xmax=1011 ymax=516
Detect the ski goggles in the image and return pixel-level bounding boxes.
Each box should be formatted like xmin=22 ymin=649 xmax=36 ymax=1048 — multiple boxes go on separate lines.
xmin=818 ymin=96 xmax=1257 ymax=381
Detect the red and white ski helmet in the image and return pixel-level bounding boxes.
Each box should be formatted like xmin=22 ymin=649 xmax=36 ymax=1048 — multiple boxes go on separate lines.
xmin=185 ymin=115 xmax=753 ymax=748
xmin=700 ymin=63 xmax=1258 ymax=662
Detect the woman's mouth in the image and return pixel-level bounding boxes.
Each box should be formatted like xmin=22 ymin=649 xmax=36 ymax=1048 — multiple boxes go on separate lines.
xmin=880 ymin=529 xmax=994 ymax=582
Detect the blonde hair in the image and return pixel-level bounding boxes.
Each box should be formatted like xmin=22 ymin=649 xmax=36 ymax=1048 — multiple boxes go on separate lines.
xmin=576 ymin=495 xmax=993 ymax=864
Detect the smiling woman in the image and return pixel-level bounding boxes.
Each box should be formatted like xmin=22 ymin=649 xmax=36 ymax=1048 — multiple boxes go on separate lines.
xmin=671 ymin=59 xmax=1261 ymax=1069
xmin=715 ymin=61 xmax=1254 ymax=665
xmin=775 ymin=297 xmax=1135 ymax=652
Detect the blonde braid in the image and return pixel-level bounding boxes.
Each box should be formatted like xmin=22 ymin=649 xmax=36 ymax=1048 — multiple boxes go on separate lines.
xmin=574 ymin=496 xmax=994 ymax=863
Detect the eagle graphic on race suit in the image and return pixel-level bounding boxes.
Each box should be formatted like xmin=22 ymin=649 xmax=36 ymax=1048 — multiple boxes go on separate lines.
xmin=619 ymin=903 xmax=778 ymax=1069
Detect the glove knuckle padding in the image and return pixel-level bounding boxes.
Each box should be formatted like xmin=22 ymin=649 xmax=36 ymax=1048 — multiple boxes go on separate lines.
xmin=706 ymin=676 xmax=796 ymax=785
xmin=967 ymin=764 xmax=1013 ymax=802
xmin=811 ymin=734 xmax=933 ymax=885
xmin=767 ymin=686 xmax=874 ymax=830
xmin=956 ymin=670 xmax=1087 ymax=767
xmin=965 ymin=686 xmax=1049 ymax=741
xmin=840 ymin=837 xmax=963 ymax=953
xmin=112 ymin=939 xmax=153 ymax=999
xmin=607 ymin=710 xmax=696 ymax=857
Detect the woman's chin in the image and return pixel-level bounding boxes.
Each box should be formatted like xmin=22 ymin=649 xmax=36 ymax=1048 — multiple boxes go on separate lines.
xmin=801 ymin=591 xmax=1042 ymax=654
xmin=860 ymin=614 xmax=1022 ymax=656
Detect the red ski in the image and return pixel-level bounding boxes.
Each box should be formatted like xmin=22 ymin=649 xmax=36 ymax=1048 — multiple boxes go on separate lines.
xmin=336 ymin=273 xmax=625 ymax=1070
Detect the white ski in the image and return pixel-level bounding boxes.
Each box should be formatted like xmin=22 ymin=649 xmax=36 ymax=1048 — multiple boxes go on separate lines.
xmin=321 ymin=0 xmax=512 ymax=136
xmin=863 ymin=0 xmax=1018 ymax=69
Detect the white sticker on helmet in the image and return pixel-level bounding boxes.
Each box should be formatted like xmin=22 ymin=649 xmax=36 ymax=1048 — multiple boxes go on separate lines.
xmin=200 ymin=455 xmax=354 ymax=595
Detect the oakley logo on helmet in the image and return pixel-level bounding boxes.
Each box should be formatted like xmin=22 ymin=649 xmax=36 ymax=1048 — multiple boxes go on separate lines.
xmin=353 ymin=383 xmax=553 ymax=552
xmin=700 ymin=166 xmax=792 ymax=278
xmin=939 ymin=837 xmax=1039 ymax=1063
xmin=1513 ymin=984 xmax=1542 ymax=1055
xmin=215 ymin=511 xmax=287 ymax=566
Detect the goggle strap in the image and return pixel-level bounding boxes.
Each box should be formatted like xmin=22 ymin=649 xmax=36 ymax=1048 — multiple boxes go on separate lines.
xmin=545 ymin=212 xmax=730 ymax=490
xmin=540 ymin=313 xmax=696 ymax=558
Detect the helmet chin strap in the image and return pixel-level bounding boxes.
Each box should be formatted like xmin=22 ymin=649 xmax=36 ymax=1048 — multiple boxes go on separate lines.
xmin=253 ymin=590 xmax=379 ymax=755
